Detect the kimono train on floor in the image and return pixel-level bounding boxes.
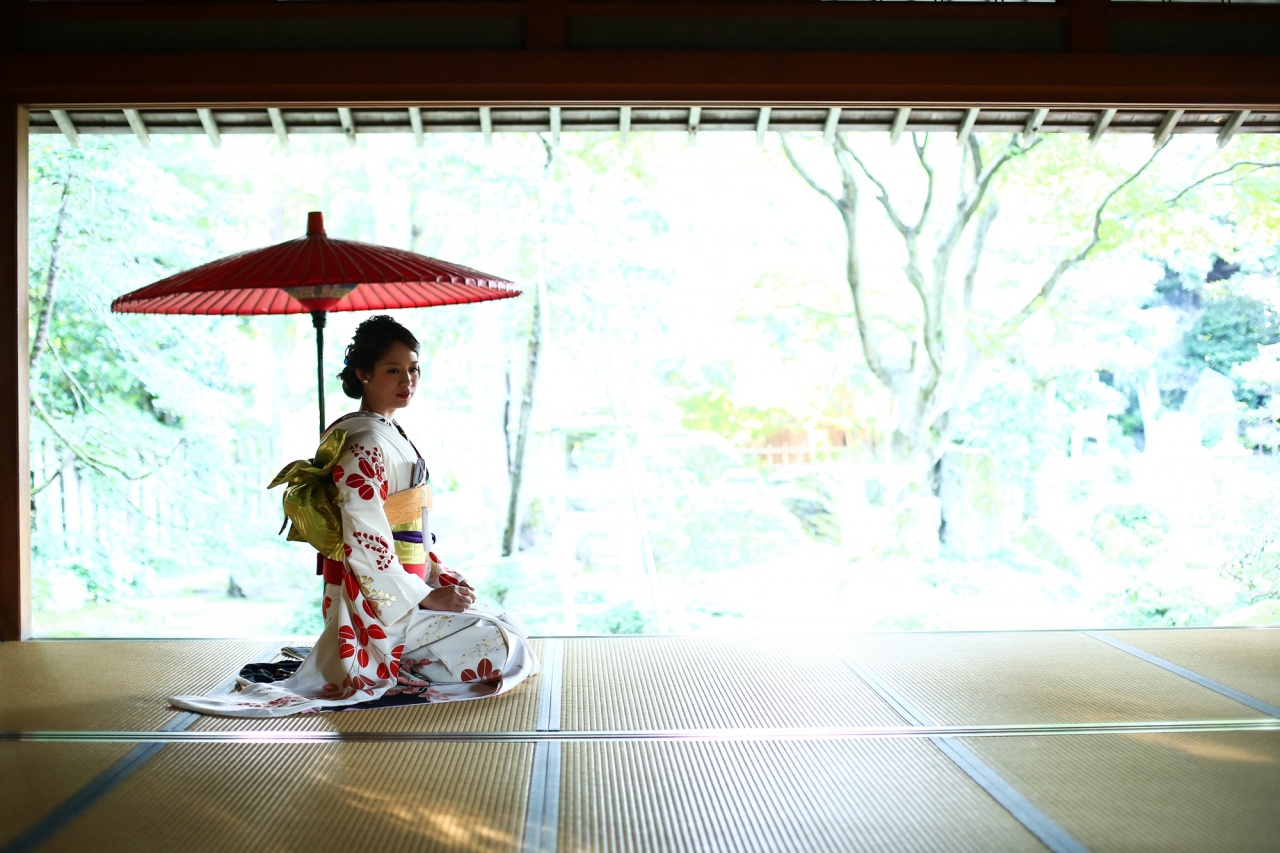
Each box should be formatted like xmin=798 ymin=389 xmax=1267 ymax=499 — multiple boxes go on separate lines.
xmin=170 ymin=412 xmax=538 ymax=717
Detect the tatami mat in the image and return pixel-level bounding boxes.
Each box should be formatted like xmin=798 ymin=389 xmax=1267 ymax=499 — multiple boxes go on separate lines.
xmin=0 ymin=742 xmax=136 ymax=846
xmin=0 ymin=640 xmax=269 ymax=732
xmin=559 ymin=738 xmax=1046 ymax=852
xmin=189 ymin=639 xmax=545 ymax=733
xmin=843 ymin=631 xmax=1271 ymax=725
xmin=1099 ymin=628 xmax=1280 ymax=709
xmin=43 ymin=742 xmax=533 ymax=853
xmin=963 ymin=730 xmax=1280 ymax=853
xmin=561 ymin=637 xmax=906 ymax=731
xmin=11 ymin=630 xmax=1280 ymax=853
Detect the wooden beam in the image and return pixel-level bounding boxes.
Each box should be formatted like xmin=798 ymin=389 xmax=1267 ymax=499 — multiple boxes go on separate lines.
xmin=1217 ymin=109 xmax=1250 ymax=149
xmin=1153 ymin=108 xmax=1183 ymax=147
xmin=14 ymin=1 xmax=1077 ymax=24
xmin=687 ymin=105 xmax=700 ymax=145
xmin=409 ymin=106 xmax=424 ymax=147
xmin=49 ymin=109 xmax=81 ymax=149
xmin=956 ymin=107 xmax=978 ymax=148
xmin=267 ymin=107 xmax=289 ymax=149
xmin=337 ymin=106 xmax=356 ymax=146
xmin=1089 ymin=107 xmax=1115 ymax=147
xmin=822 ymin=107 xmax=841 ymax=146
xmin=619 ymin=105 xmax=630 ymax=145
xmin=1023 ymin=107 xmax=1048 ymax=141
xmin=549 ymin=105 xmax=561 ymax=146
xmin=525 ymin=0 xmax=568 ymax=50
xmin=1 ymin=0 xmax=19 ymax=55
xmin=196 ymin=107 xmax=221 ymax=148
xmin=122 ymin=108 xmax=150 ymax=148
xmin=755 ymin=106 xmax=771 ymax=145
xmin=7 ymin=52 xmax=1280 ymax=109
xmin=480 ymin=106 xmax=493 ymax=146
xmin=0 ymin=103 xmax=31 ymax=641
xmin=1067 ymin=0 xmax=1109 ymax=54
xmin=889 ymin=107 xmax=910 ymax=145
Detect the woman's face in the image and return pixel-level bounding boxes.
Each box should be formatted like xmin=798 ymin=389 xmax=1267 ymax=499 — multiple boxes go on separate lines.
xmin=358 ymin=341 xmax=420 ymax=418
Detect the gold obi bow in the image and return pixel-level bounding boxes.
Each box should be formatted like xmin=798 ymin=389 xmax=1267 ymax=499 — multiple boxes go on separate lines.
xmin=269 ymin=429 xmax=349 ymax=561
xmin=270 ymin=430 xmax=433 ymax=561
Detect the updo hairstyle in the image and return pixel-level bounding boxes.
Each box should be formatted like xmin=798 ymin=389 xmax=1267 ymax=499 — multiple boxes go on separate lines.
xmin=339 ymin=315 xmax=421 ymax=399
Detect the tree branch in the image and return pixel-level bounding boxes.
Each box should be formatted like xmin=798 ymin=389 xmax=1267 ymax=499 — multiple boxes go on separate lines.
xmin=963 ymin=202 xmax=1000 ymax=313
xmin=1002 ymin=144 xmax=1165 ymax=331
xmin=29 ymin=453 xmax=73 ymax=497
xmin=779 ymin=134 xmax=838 ymax=207
xmin=833 ymin=135 xmax=941 ymax=385
xmin=823 ymin=141 xmax=900 ymax=391
xmin=834 ymin=135 xmax=913 ymax=237
xmin=1165 ymin=160 xmax=1280 ymax=208
xmin=912 ymin=133 xmax=936 ymax=233
xmin=30 ymin=397 xmax=152 ymax=482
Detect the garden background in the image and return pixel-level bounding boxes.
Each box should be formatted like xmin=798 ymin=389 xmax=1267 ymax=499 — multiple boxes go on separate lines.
xmin=25 ymin=128 xmax=1280 ymax=637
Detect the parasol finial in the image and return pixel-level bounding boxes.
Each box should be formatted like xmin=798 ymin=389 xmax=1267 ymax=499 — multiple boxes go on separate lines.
xmin=306 ymin=211 xmax=326 ymax=237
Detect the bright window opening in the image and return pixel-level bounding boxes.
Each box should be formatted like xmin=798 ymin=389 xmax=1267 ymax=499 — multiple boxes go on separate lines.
xmin=26 ymin=128 xmax=1280 ymax=637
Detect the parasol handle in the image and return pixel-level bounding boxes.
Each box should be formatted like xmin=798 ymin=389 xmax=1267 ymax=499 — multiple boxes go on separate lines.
xmin=312 ymin=310 xmax=327 ymax=435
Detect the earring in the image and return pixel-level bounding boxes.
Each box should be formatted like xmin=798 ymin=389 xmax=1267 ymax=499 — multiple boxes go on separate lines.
xmin=362 ymin=379 xmax=369 ymax=385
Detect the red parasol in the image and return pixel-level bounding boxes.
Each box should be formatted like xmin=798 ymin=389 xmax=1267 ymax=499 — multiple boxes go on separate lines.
xmin=113 ymin=211 xmax=521 ymax=433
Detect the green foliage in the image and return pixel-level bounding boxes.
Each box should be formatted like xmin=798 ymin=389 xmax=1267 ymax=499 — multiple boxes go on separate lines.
xmin=575 ymin=598 xmax=649 ymax=635
xmin=954 ymin=374 xmax=1065 ymax=499
xmin=1091 ymin=502 xmax=1170 ymax=568
xmin=646 ymin=481 xmax=805 ymax=576
xmin=1183 ymin=291 xmax=1280 ymax=375
xmin=769 ymin=471 xmax=842 ymax=543
xmin=673 ymin=382 xmax=801 ymax=447
xmin=1098 ymin=576 xmax=1220 ymax=628
xmin=1220 ymin=541 xmax=1280 ymax=606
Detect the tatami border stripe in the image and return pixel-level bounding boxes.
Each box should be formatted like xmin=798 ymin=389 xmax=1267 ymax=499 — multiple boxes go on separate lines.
xmin=536 ymin=639 xmax=564 ymax=732
xmin=1 ymin=742 xmax=164 ymax=853
xmin=524 ymin=639 xmax=564 ymax=852
xmin=931 ymin=738 xmax=1089 ymax=853
xmin=835 ymin=646 xmax=1090 ymax=853
xmin=7 ymin=719 xmax=1279 ymax=745
xmin=834 ymin=648 xmax=930 ymax=726
xmin=521 ymin=741 xmax=562 ymax=853
xmin=0 ymin=641 xmax=280 ymax=853
xmin=1085 ymin=631 xmax=1280 ymax=718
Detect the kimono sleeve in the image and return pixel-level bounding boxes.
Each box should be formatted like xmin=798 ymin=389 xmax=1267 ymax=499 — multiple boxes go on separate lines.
xmin=334 ymin=435 xmax=431 ymax=626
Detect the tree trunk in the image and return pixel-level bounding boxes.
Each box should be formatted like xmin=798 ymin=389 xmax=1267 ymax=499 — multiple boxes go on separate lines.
xmin=501 ymin=288 xmax=541 ymax=556
xmin=30 ymin=173 xmax=74 ymax=372
xmin=501 ymin=139 xmax=553 ymax=557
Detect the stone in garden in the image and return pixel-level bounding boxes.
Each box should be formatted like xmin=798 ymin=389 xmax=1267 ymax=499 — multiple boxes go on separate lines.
xmin=1182 ymin=367 xmax=1239 ymax=448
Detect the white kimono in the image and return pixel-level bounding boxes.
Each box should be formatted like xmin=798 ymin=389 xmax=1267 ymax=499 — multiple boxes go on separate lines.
xmin=170 ymin=413 xmax=538 ymax=717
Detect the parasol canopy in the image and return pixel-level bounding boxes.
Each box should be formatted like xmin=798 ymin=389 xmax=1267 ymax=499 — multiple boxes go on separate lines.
xmin=113 ymin=211 xmax=521 ymax=432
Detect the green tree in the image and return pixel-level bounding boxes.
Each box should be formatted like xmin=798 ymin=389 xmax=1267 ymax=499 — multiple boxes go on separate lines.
xmin=782 ymin=131 xmax=1280 ymax=544
xmin=1184 ymin=291 xmax=1280 ymax=375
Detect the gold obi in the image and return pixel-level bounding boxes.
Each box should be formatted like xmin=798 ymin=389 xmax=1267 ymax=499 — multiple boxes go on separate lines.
xmin=384 ymin=483 xmax=433 ymax=567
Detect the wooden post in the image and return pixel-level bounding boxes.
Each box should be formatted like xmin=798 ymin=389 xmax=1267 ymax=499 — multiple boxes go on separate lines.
xmin=0 ymin=101 xmax=30 ymax=641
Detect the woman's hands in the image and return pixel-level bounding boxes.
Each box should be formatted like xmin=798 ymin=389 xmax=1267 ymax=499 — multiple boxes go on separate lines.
xmin=419 ymin=585 xmax=476 ymax=613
